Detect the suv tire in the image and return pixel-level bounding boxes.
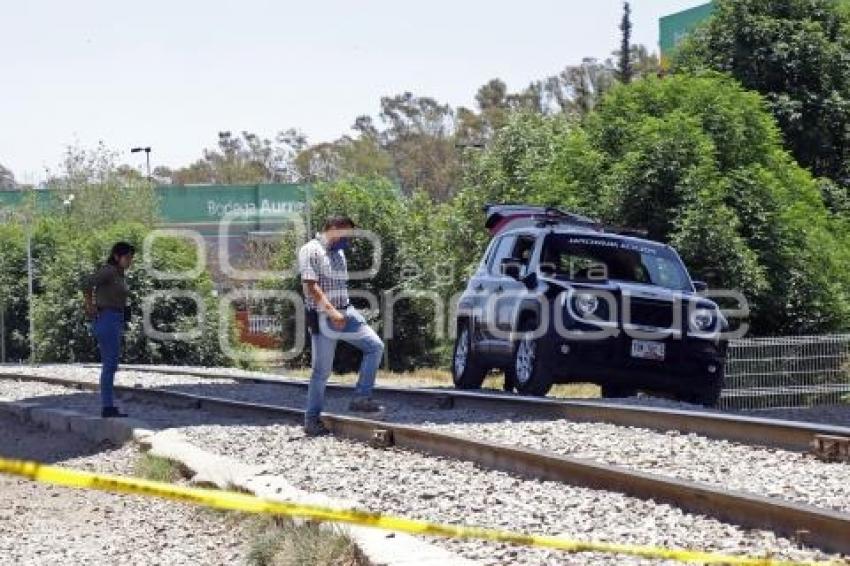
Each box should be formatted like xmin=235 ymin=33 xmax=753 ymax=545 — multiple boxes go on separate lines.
xmin=511 ymin=334 xmax=553 ymax=396
xmin=452 ymin=323 xmax=487 ymax=390
xmin=681 ymin=370 xmax=725 ymax=407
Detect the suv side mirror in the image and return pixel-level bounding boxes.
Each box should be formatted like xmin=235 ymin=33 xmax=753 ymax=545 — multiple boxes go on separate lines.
xmin=693 ymin=280 xmax=708 ymax=292
xmin=500 ymin=258 xmax=522 ymax=280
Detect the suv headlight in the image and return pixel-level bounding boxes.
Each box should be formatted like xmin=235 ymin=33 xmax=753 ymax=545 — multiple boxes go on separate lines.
xmin=690 ymin=308 xmax=716 ymax=332
xmin=574 ymin=293 xmax=600 ymax=317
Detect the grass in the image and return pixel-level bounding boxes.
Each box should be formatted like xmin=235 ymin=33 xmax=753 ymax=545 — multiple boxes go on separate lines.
xmin=132 ymin=454 xmax=368 ymax=565
xmin=246 ymin=516 xmax=369 ymax=566
xmin=283 ymin=367 xmax=601 ymax=399
xmin=133 ymin=453 xmax=186 ymax=483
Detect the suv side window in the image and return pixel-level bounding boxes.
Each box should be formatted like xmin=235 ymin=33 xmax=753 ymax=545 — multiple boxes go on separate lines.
xmin=511 ymin=235 xmax=536 ymax=277
xmin=481 ymin=239 xmax=499 ymax=270
xmin=488 ymin=235 xmax=516 ymax=275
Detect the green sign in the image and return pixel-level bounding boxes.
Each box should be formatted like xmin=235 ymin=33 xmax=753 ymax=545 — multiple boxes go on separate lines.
xmin=0 ymin=184 xmax=311 ymax=235
xmin=156 ymin=184 xmax=310 ymax=234
xmin=660 ymin=2 xmax=714 ymax=57
xmin=0 ymin=189 xmax=56 ymax=219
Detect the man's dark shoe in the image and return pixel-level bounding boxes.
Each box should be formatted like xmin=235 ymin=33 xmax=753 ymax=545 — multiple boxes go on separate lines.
xmin=348 ymin=397 xmax=384 ymax=414
xmin=101 ymin=407 xmax=128 ymax=418
xmin=304 ymin=419 xmax=330 ymax=437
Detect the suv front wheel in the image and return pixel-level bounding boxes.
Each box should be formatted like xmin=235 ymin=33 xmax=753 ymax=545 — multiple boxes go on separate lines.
xmin=679 ymin=370 xmax=725 ymax=407
xmin=512 ymin=335 xmax=553 ymax=396
xmin=452 ymin=323 xmax=487 ymax=389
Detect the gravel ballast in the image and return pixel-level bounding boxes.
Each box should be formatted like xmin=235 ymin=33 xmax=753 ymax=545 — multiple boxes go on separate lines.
xmin=15 ymin=363 xmax=850 ymax=427
xmin=176 ymin=421 xmax=840 ymax=566
xmin=3 ymin=365 xmax=850 ymax=514
xmin=421 ymin=420 xmax=850 ymax=513
xmin=0 ymin=371 xmax=845 ymax=565
xmin=0 ymin=413 xmax=247 ymax=565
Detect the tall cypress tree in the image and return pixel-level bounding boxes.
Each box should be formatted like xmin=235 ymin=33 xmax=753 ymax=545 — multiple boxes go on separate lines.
xmin=619 ymin=2 xmax=633 ymax=83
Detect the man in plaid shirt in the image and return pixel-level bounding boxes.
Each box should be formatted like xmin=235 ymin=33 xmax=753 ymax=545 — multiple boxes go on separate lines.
xmin=298 ymin=215 xmax=384 ymax=436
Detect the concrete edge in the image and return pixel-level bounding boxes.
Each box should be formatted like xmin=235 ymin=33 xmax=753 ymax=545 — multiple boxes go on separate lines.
xmin=0 ymin=397 xmax=148 ymax=445
xmin=0 ymin=398 xmax=480 ymax=566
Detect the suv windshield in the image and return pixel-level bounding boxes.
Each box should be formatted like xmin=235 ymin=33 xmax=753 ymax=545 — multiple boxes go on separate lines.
xmin=540 ymin=234 xmax=692 ymax=291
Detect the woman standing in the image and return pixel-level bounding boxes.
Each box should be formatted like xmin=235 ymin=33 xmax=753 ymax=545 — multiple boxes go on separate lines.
xmin=82 ymin=242 xmax=135 ymax=418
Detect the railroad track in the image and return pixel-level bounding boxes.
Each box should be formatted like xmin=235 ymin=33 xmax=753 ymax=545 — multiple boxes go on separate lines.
xmin=1 ymin=369 xmax=849 ymax=557
xmin=85 ymin=363 xmax=850 ymax=453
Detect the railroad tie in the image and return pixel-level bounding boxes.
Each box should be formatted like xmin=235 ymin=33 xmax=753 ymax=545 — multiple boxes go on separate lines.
xmin=370 ymin=428 xmax=394 ymax=449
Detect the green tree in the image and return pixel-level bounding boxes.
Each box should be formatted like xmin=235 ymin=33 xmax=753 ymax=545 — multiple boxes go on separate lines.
xmin=0 ymin=222 xmax=28 ymax=361
xmin=295 ymin=117 xmax=393 ymax=183
xmin=378 ymin=92 xmax=461 ymax=201
xmin=458 ymin=74 xmax=850 ymax=334
xmin=32 ymin=221 xmax=237 ymax=365
xmin=585 ymin=76 xmax=850 ymax=333
xmin=542 ymin=58 xmax=617 ymax=116
xmin=273 ymin=177 xmax=440 ymax=370
xmin=457 ymin=79 xmax=545 ymax=144
xmin=0 ymin=163 xmax=15 ymax=189
xmin=676 ymin=0 xmax=850 ymax=191
xmin=168 ymin=130 xmax=308 ymax=184
xmin=540 ymin=51 xmax=657 ymax=118
xmin=0 ymin=143 xmax=246 ymax=365
xmin=48 ymin=143 xmax=159 ymax=230
xmin=619 ymin=2 xmax=634 ymax=83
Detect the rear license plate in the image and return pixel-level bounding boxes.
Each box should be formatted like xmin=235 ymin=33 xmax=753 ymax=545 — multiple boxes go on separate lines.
xmin=631 ymin=340 xmax=665 ymax=361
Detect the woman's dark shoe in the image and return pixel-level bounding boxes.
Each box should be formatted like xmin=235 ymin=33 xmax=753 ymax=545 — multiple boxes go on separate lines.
xmin=101 ymin=407 xmax=128 ymax=418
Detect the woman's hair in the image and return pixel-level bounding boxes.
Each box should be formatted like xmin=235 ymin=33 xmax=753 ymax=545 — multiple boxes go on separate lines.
xmin=107 ymin=241 xmax=136 ymax=265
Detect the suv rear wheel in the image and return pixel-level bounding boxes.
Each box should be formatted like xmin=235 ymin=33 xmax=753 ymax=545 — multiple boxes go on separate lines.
xmin=452 ymin=323 xmax=487 ymax=390
xmin=512 ymin=334 xmax=553 ymax=396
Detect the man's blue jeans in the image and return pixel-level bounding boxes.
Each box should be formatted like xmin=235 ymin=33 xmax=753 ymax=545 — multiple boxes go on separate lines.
xmin=305 ymin=306 xmax=384 ymax=422
xmin=93 ymin=308 xmax=124 ymax=408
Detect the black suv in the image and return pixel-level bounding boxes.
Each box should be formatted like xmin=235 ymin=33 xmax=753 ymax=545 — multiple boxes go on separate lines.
xmin=452 ymin=205 xmax=728 ymax=406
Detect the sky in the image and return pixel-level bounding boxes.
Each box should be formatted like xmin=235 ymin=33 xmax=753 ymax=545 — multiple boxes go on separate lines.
xmin=1 ymin=0 xmax=708 ymax=183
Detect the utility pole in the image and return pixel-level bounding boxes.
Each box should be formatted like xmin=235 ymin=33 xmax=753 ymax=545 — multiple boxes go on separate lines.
xmin=131 ymin=146 xmax=152 ymax=180
xmin=26 ymin=221 xmax=34 ymax=364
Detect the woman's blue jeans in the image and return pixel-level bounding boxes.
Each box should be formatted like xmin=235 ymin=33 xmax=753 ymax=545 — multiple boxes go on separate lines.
xmin=93 ymin=309 xmax=124 ymax=408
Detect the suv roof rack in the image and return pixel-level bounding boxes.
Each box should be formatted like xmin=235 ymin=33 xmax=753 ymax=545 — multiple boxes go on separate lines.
xmin=604 ymin=226 xmax=649 ymax=238
xmin=483 ymin=204 xmax=601 ymax=235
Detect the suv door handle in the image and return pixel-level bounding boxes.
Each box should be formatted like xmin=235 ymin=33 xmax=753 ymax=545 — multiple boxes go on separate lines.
xmin=495 ymin=285 xmax=503 ymax=293
xmin=474 ymin=284 xmax=484 ymax=292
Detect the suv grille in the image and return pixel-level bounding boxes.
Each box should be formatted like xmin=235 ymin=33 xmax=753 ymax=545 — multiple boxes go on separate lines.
xmin=625 ymin=298 xmax=675 ymax=329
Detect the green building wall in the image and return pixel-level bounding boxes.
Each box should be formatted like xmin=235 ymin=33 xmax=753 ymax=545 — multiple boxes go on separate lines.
xmin=660 ymin=2 xmax=715 ymax=58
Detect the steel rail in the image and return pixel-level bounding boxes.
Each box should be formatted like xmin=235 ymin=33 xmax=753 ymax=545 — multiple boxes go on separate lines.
xmin=90 ymin=363 xmax=850 ymax=453
xmin=3 ymin=371 xmax=850 ymax=556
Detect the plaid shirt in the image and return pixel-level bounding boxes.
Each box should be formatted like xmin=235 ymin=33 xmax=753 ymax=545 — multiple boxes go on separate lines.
xmin=298 ymin=234 xmax=350 ymax=311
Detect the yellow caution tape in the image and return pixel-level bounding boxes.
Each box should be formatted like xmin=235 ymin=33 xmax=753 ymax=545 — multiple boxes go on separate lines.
xmin=0 ymin=456 xmax=842 ymax=566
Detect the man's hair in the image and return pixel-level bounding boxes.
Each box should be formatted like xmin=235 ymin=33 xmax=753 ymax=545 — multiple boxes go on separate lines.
xmin=323 ymin=215 xmax=355 ymax=231
xmin=107 ymin=241 xmax=136 ymax=265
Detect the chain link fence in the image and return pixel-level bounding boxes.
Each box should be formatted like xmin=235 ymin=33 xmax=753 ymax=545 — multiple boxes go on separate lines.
xmin=721 ymin=335 xmax=850 ymax=410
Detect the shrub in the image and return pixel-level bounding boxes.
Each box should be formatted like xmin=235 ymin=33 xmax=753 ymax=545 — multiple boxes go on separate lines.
xmin=32 ymin=220 xmax=240 ymax=366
